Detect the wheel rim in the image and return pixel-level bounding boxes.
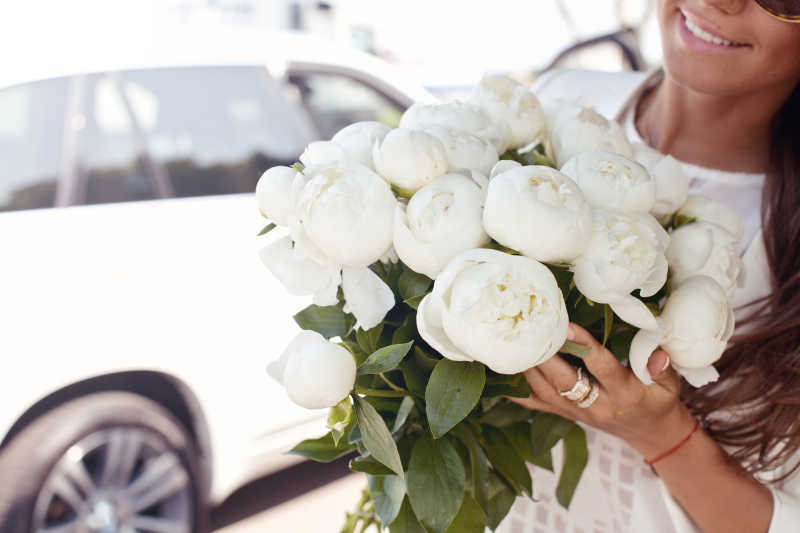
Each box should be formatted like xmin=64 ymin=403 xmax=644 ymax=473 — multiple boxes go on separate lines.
xmin=32 ymin=427 xmax=193 ymax=533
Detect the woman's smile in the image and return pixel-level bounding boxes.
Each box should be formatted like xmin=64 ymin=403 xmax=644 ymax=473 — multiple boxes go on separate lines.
xmin=677 ymin=7 xmax=750 ymax=50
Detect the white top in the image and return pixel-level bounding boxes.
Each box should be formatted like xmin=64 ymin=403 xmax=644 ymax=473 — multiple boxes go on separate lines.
xmin=496 ymin=69 xmax=800 ymax=533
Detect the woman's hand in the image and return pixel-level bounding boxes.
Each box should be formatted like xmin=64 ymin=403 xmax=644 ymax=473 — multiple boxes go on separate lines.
xmin=512 ymin=323 xmax=697 ymax=460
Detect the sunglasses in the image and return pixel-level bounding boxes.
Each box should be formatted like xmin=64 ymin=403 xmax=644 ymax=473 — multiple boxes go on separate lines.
xmin=755 ymin=0 xmax=800 ymax=22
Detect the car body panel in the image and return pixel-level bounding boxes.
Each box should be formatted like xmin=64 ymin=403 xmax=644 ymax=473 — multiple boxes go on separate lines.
xmin=0 ymin=195 xmax=328 ymax=503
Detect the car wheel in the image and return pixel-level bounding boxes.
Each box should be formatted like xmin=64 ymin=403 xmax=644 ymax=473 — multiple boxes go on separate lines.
xmin=0 ymin=391 xmax=206 ymax=533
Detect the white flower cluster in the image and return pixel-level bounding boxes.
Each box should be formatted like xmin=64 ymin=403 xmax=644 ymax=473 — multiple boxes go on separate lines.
xmin=258 ymin=75 xmax=747 ymax=407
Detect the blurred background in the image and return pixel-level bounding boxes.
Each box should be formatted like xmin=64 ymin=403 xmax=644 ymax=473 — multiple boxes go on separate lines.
xmin=0 ymin=1 xmax=663 ymax=532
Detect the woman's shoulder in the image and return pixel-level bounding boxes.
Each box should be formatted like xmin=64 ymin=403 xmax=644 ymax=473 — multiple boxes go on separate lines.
xmin=533 ymin=68 xmax=655 ymax=120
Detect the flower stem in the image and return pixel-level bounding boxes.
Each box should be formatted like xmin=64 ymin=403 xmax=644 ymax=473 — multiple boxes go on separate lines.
xmin=378 ymin=373 xmax=406 ymax=392
xmin=355 ymin=386 xmax=407 ymax=398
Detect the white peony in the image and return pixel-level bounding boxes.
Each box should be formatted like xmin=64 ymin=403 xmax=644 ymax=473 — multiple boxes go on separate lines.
xmin=489 ymin=159 xmax=521 ymax=179
xmin=631 ymin=143 xmax=689 ymax=219
xmin=548 ymin=103 xmax=633 ymax=167
xmin=483 ymin=165 xmax=593 ymax=263
xmin=629 ymin=276 xmax=734 ymax=387
xmin=470 ymin=75 xmax=545 ymax=150
xmin=676 ymin=195 xmax=743 ymax=242
xmin=255 ymin=166 xmax=297 ymax=226
xmin=572 ymin=210 xmax=669 ymax=330
xmin=424 ymin=125 xmax=498 ymax=177
xmin=291 ymin=160 xmax=396 ymax=268
xmin=394 ymin=173 xmax=490 ymax=278
xmin=341 ymin=267 xmax=396 ymax=330
xmin=259 ymin=236 xmax=341 ymax=306
xmin=399 ymin=100 xmax=510 ymax=153
xmin=560 ymin=151 xmax=656 ymax=213
xmin=417 ymin=249 xmax=569 ymax=374
xmin=268 ymin=330 xmax=356 ymax=409
xmin=666 ymin=221 xmax=745 ymax=298
xmin=331 ymin=121 xmax=391 ymax=171
xmin=372 ymin=129 xmax=448 ymax=196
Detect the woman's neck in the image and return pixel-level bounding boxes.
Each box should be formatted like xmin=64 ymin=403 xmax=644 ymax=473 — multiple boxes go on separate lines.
xmin=635 ymin=74 xmax=792 ymax=174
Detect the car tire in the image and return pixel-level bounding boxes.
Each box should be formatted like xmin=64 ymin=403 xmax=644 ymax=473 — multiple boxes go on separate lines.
xmin=0 ymin=391 xmax=207 ymax=533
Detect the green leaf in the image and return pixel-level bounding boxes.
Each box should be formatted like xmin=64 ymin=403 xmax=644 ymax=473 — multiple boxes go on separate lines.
xmin=482 ymin=426 xmax=532 ymax=497
xmin=358 ymin=341 xmax=414 ymax=375
xmin=256 ymin=222 xmax=276 ymax=236
xmin=401 ymin=360 xmax=428 ymax=398
xmin=559 ymin=340 xmax=591 ymax=359
xmin=293 ymin=304 xmax=354 ymax=339
xmin=403 ymin=293 xmax=427 ymax=310
xmin=451 ymin=425 xmax=489 ymax=513
xmin=354 ymin=396 xmax=405 ymax=478
xmin=556 ymin=424 xmax=588 ymax=509
xmin=603 ymin=304 xmax=614 ymax=346
xmin=398 ymin=265 xmax=433 ymax=300
xmin=483 ymin=372 xmax=531 ymax=398
xmin=289 ymin=432 xmax=355 ymax=462
xmin=444 ymin=493 xmax=487 ymax=533
xmin=672 ymin=214 xmax=697 ymax=229
xmin=392 ymin=396 xmax=416 ymax=433
xmin=389 ymin=498 xmax=426 ymax=533
xmin=356 ymin=323 xmax=384 ymax=355
xmin=407 ymin=435 xmax=466 ymax=533
xmin=530 ymin=449 xmax=554 ymax=472
xmin=413 ymin=346 xmax=440 ymax=370
xmin=530 ymin=412 xmax=575 ymax=458
xmin=607 ymin=327 xmax=637 ymax=363
xmin=501 ymin=422 xmax=534 ymax=463
xmin=392 ymin=314 xmax=416 ymax=344
xmin=351 ymin=455 xmax=395 ymax=476
xmin=327 ymin=398 xmax=354 ymax=446
xmin=485 ymin=472 xmax=516 ymax=531
xmin=369 ymin=474 xmax=407 ymax=526
xmin=479 ymin=400 xmax=532 ymax=427
xmin=426 ymin=360 xmax=486 ymax=438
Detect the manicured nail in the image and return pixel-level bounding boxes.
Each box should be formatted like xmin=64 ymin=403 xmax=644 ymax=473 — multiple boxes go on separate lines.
xmin=660 ymin=357 xmax=671 ymax=373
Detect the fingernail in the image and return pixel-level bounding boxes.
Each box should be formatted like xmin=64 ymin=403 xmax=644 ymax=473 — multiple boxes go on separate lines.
xmin=660 ymin=357 xmax=671 ymax=373
xmin=567 ymin=324 xmax=576 ymax=341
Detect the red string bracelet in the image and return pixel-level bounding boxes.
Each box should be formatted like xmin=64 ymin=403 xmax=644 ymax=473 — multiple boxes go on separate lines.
xmin=644 ymin=418 xmax=701 ymax=466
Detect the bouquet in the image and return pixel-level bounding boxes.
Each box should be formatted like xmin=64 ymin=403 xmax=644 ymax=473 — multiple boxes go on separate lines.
xmin=254 ymin=75 xmax=745 ymax=532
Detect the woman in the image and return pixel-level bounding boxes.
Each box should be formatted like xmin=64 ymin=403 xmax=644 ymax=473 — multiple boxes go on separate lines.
xmin=503 ymin=1 xmax=800 ymax=532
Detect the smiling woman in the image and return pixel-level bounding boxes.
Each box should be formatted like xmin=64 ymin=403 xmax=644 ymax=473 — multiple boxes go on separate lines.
xmin=499 ymin=1 xmax=800 ymax=533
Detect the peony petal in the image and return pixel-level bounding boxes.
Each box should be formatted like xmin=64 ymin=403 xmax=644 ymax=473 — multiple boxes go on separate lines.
xmin=341 ymin=267 xmax=395 ymax=330
xmin=610 ymin=295 xmax=659 ymax=330
xmin=629 ymin=328 xmax=665 ymax=385
xmin=300 ymin=141 xmax=348 ymax=170
xmin=268 ymin=329 xmax=321 ymax=385
xmin=640 ymin=253 xmax=668 ymax=298
xmin=393 ymin=204 xmax=442 ymax=279
xmin=260 ymin=236 xmax=341 ymax=298
xmin=416 ymin=294 xmax=474 ymax=362
xmin=672 ymin=363 xmax=720 ymax=388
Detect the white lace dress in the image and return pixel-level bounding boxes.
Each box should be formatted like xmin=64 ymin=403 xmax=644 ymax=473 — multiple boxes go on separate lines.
xmin=496 ymin=71 xmax=800 ymax=533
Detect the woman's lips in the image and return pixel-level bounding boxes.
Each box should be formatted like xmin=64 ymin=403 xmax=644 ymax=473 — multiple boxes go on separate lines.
xmin=677 ymin=9 xmax=750 ymax=52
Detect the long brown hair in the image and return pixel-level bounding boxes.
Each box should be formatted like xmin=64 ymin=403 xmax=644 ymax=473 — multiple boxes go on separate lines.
xmin=684 ymin=81 xmax=800 ymax=482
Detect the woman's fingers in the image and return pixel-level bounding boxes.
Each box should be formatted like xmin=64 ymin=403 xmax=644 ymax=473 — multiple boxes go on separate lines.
xmin=535 ymin=353 xmax=587 ymax=395
xmin=647 ymin=348 xmax=670 ymax=379
xmin=568 ymin=323 xmax=634 ymax=391
xmin=523 ymin=367 xmax=578 ymax=413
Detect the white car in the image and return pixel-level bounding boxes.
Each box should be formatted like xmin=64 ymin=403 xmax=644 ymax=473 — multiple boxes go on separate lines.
xmin=0 ymin=30 xmax=431 ymax=533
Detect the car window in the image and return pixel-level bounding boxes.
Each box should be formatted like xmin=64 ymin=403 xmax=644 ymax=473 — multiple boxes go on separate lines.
xmin=0 ymin=78 xmax=67 ymax=212
xmin=286 ymin=71 xmax=404 ymax=139
xmin=79 ymin=75 xmax=156 ymax=205
xmin=120 ymin=65 xmax=309 ymax=198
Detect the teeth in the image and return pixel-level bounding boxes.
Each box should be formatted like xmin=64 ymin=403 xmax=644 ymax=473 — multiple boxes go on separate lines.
xmin=682 ymin=12 xmax=739 ymax=47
